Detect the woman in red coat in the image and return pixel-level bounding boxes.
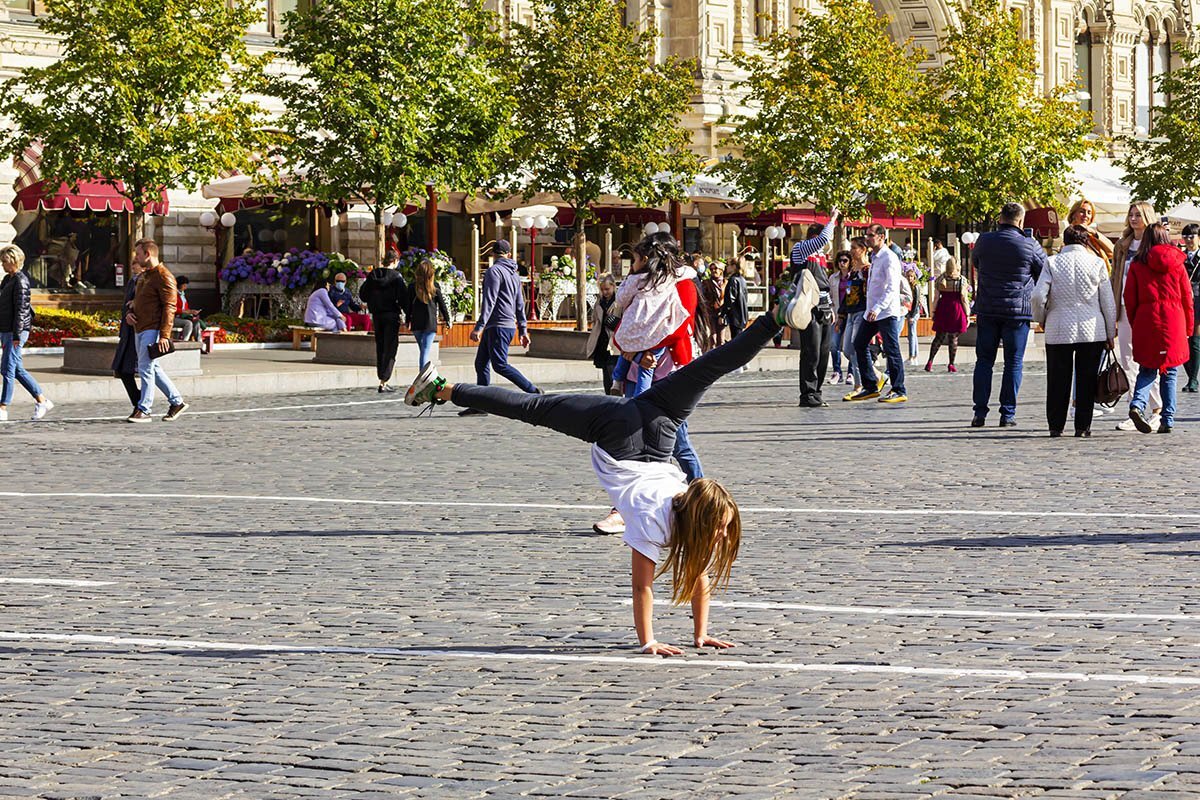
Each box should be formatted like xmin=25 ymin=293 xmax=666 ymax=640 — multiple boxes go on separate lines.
xmin=1124 ymin=223 xmax=1195 ymax=433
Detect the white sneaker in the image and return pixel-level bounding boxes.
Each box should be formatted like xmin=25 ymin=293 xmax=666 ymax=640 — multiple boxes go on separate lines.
xmin=31 ymin=399 xmax=54 ymax=420
xmin=593 ymin=508 xmax=625 ymax=534
xmin=0 ymin=408 xmax=7 ymax=422
xmin=1116 ymin=417 xmax=1138 ymax=431
xmin=1093 ymin=404 xmax=1107 ymax=416
xmin=1148 ymin=413 xmax=1162 ymax=429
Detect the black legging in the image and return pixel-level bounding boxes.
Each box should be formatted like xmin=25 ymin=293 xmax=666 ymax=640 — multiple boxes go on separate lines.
xmin=452 ymin=314 xmax=780 ymax=463
xmin=373 ymin=312 xmax=401 ymax=383
xmin=928 ymin=332 xmax=959 ymax=365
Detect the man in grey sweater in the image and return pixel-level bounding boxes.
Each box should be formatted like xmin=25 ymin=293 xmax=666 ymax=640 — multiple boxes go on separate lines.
xmin=460 ymin=239 xmax=541 ymax=416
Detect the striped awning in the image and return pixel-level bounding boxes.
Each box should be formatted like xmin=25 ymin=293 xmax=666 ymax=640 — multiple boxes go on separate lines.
xmin=12 ymin=142 xmax=169 ymax=215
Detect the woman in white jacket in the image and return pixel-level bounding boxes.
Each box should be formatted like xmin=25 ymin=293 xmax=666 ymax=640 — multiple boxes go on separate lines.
xmin=1035 ymin=225 xmax=1117 ymax=438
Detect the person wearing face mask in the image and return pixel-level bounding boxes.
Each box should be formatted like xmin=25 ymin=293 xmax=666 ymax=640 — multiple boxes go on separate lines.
xmin=1111 ymin=202 xmax=1162 ymax=429
xmin=328 ymin=272 xmax=369 ymax=331
xmin=304 ymin=279 xmax=348 ymax=332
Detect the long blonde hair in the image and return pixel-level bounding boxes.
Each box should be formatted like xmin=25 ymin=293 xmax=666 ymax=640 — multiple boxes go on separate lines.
xmin=414 ymin=257 xmax=436 ymax=304
xmin=1119 ymin=201 xmax=1157 ymax=254
xmin=660 ymin=479 xmax=742 ymax=605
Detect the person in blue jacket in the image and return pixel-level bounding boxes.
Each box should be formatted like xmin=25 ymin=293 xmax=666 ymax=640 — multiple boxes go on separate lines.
xmin=460 ymin=239 xmax=540 ymax=416
xmin=969 ymin=202 xmax=1047 ymax=428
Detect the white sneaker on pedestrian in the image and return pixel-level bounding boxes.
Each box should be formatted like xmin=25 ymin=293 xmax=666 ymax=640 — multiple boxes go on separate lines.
xmin=0 ymin=408 xmax=7 ymax=422
xmin=31 ymin=399 xmax=54 ymax=420
xmin=1093 ymin=404 xmax=1107 ymax=416
xmin=1116 ymin=417 xmax=1138 ymax=431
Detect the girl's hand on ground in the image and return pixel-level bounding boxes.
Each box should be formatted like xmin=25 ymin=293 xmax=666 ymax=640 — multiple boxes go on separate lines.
xmin=694 ymin=635 xmax=735 ymax=650
xmin=642 ymin=642 xmax=683 ymax=657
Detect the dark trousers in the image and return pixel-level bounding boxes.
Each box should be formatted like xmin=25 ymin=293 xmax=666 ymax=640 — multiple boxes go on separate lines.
xmin=972 ymin=316 xmax=1030 ymax=421
xmin=1186 ymin=335 xmax=1200 ymax=388
xmin=798 ymin=320 xmax=832 ymax=402
xmin=452 ymin=314 xmax=781 ymax=463
xmin=373 ymin=312 xmax=401 ymax=383
xmin=598 ymin=354 xmax=619 ymax=395
xmin=118 ymin=372 xmax=139 ymax=409
xmin=854 ymin=315 xmax=905 ymax=394
xmin=475 ymin=326 xmax=538 ymax=393
xmin=1045 ymin=340 xmax=1105 ymax=434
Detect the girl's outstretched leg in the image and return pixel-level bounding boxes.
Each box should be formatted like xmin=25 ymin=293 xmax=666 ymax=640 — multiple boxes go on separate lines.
xmin=639 ymin=313 xmax=782 ymax=422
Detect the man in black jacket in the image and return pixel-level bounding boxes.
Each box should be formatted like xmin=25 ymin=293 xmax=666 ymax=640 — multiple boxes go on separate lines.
xmin=1183 ymin=224 xmax=1200 ymax=392
xmin=969 ymin=203 xmax=1047 ymax=428
xmin=360 ymin=252 xmax=408 ymax=393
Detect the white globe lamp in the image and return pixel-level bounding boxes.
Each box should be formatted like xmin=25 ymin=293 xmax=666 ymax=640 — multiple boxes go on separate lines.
xmin=198 ymin=210 xmax=217 ymax=228
xmin=658 ymin=222 xmax=671 ymax=235
xmin=274 ymin=229 xmax=287 ymax=243
xmin=520 ymin=216 xmax=535 ymax=230
xmin=534 ymin=215 xmax=549 ymax=229
xmin=381 ymin=211 xmax=394 ymax=227
xmin=393 ymin=212 xmax=408 ymax=229
xmin=220 ymin=212 xmax=237 ymax=228
xmin=643 ymin=222 xmax=659 ymax=236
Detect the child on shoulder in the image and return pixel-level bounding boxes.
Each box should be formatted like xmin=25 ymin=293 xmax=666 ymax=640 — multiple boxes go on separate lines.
xmin=610 ymin=248 xmax=695 ymax=396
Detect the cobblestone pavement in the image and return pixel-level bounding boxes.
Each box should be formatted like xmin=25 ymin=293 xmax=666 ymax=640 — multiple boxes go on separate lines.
xmin=4 ymin=362 xmax=1200 ymax=799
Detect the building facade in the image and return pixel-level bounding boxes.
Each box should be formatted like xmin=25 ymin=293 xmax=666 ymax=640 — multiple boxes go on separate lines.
xmin=0 ymin=0 xmax=1195 ymax=305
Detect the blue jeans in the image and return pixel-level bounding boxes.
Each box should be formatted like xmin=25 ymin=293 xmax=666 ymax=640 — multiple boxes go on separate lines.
xmin=136 ymin=329 xmax=183 ymax=413
xmin=905 ymin=315 xmax=919 ymax=360
xmin=0 ymin=330 xmax=42 ymax=405
xmin=854 ymin=314 xmax=905 ymax=394
xmin=972 ymin=317 xmax=1030 ymax=421
xmin=1132 ymin=366 xmax=1178 ymax=426
xmin=613 ymin=347 xmax=665 ymax=396
xmin=623 ymin=357 xmax=704 ymax=482
xmin=474 ymin=326 xmax=538 ymax=393
xmin=841 ymin=312 xmax=864 ymax=384
xmin=413 ymin=330 xmax=436 ymax=370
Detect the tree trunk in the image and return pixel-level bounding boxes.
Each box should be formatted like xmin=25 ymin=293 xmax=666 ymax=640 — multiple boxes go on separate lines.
xmin=575 ymin=231 xmax=588 ymax=332
xmin=124 ymin=212 xmax=146 ymax=272
xmin=375 ymin=207 xmax=386 ymax=268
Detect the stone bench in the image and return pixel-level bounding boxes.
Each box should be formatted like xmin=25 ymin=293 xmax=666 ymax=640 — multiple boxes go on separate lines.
xmin=61 ymin=337 xmax=203 ymax=377
xmin=525 ymin=328 xmax=591 ymax=359
xmin=313 ymin=331 xmax=437 ymax=366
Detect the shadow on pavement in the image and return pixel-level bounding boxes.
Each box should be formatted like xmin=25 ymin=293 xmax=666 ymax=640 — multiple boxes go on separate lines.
xmin=888 ymin=530 xmax=1200 ymax=548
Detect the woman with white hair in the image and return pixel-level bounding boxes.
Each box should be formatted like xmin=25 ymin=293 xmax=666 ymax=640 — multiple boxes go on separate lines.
xmin=0 ymin=244 xmax=53 ymax=421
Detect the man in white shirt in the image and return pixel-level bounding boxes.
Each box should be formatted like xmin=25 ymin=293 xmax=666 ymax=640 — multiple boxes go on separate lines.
xmin=845 ymin=223 xmax=907 ymax=403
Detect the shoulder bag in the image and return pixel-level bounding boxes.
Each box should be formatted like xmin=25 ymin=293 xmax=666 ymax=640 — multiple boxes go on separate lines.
xmin=1095 ymin=346 xmax=1130 ymax=407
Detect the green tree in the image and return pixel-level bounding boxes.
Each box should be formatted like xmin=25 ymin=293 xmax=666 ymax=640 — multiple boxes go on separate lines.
xmin=1118 ymin=40 xmax=1200 ymax=211
xmin=271 ymin=0 xmax=513 ymax=265
xmin=500 ymin=0 xmax=700 ymax=330
xmin=0 ymin=0 xmax=271 ymax=252
xmin=928 ymin=0 xmax=1097 ymax=224
xmin=720 ymin=0 xmax=937 ymax=219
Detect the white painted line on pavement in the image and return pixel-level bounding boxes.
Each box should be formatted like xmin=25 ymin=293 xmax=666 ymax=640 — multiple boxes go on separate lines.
xmin=2 ymin=630 xmax=1196 ymax=686
xmin=1 ymin=490 xmax=1199 ymax=523
xmin=623 ymin=598 xmax=1200 ymax=623
xmin=0 ymin=578 xmax=116 ymax=587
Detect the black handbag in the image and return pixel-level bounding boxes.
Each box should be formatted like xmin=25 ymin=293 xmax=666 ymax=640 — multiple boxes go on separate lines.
xmin=147 ymin=339 xmax=176 ymax=361
xmin=1095 ymin=346 xmax=1130 ymax=407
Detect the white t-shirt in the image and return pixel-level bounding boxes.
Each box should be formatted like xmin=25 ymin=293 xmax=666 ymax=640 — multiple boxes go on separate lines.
xmin=590 ymin=445 xmax=685 ymax=563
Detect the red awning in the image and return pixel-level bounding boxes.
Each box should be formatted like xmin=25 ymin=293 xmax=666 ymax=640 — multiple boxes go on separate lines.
xmin=554 ymin=207 xmax=667 ymax=227
xmin=15 ymin=179 xmax=169 ymax=215
xmin=716 ymin=204 xmax=923 ymax=230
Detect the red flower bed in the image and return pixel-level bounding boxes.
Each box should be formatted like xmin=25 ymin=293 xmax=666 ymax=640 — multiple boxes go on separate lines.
xmin=27 ymin=329 xmax=69 ymax=347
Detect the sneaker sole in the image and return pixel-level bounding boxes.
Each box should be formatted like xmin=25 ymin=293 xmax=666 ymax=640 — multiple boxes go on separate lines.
xmin=405 ymin=361 xmax=440 ymax=406
xmin=163 ymin=407 xmax=188 ymax=422
xmin=879 ymin=396 xmax=908 ymax=404
xmin=844 ymin=392 xmax=880 ymax=402
xmin=1129 ymin=410 xmax=1153 ymax=434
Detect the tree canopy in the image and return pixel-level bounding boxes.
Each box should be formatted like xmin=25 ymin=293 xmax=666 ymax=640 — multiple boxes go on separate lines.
xmin=927 ymin=0 xmax=1097 ymax=223
xmin=499 ymin=0 xmax=700 ymax=215
xmin=1118 ymin=39 xmax=1200 ymax=211
xmin=271 ymin=0 xmax=514 ymax=262
xmin=0 ymin=0 xmax=271 ymax=236
xmin=719 ymin=0 xmax=938 ymax=218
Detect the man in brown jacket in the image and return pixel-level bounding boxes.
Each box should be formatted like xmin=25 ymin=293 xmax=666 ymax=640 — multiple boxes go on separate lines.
xmin=127 ymin=238 xmax=188 ymax=422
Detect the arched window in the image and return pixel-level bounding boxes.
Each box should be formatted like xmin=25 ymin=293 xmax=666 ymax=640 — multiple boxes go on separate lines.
xmin=1133 ymin=23 xmax=1153 ymax=133
xmin=1074 ymin=13 xmax=1094 ymax=115
xmin=1154 ymin=26 xmax=1171 ymax=118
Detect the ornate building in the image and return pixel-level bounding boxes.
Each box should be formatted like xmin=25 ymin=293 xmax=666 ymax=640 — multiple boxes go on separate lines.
xmin=0 ymin=0 xmax=1194 ymax=303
